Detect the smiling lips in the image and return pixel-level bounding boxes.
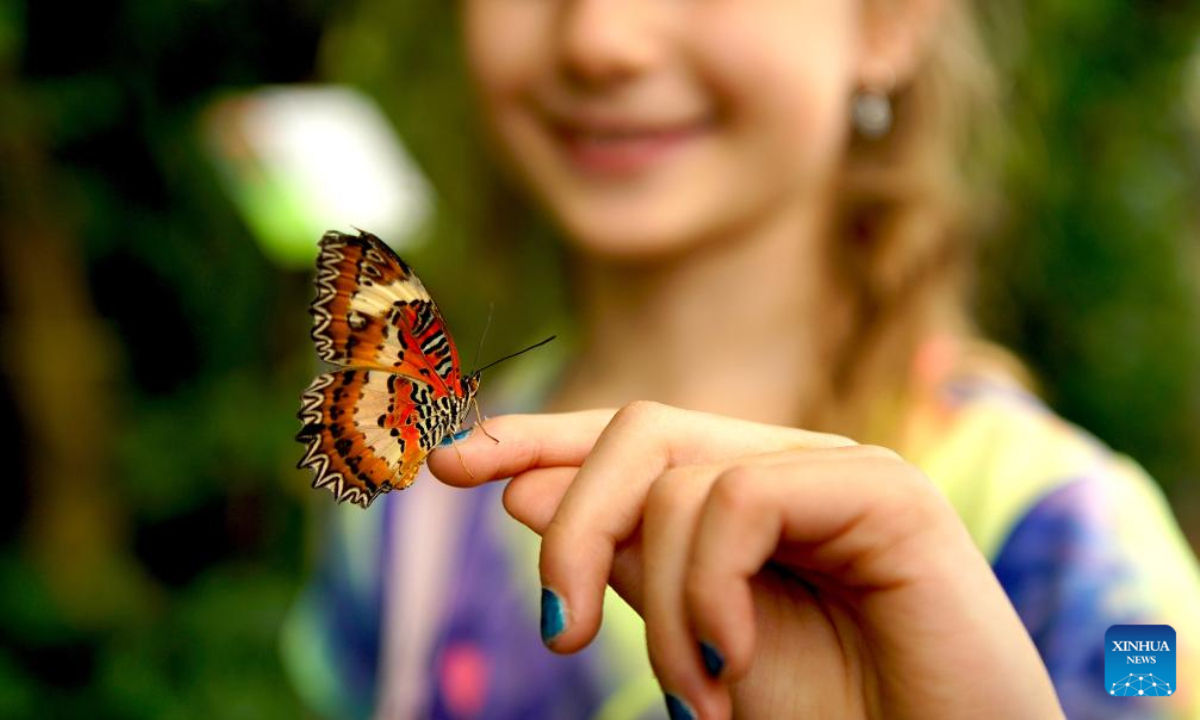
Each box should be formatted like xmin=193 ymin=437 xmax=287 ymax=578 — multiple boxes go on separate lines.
xmin=551 ymin=116 xmax=712 ymax=177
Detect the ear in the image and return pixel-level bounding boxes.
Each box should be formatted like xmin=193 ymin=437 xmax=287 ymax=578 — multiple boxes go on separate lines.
xmin=856 ymin=0 xmax=948 ymax=89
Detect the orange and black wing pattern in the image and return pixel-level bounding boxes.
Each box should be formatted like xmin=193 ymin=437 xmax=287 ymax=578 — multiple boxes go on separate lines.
xmin=296 ymin=369 xmax=469 ymax=508
xmin=308 ymin=230 xmax=466 ymax=393
xmin=297 ymin=231 xmax=475 ymax=508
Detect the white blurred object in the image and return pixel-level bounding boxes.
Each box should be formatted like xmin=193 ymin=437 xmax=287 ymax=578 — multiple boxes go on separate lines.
xmin=204 ymin=85 xmax=432 ymax=267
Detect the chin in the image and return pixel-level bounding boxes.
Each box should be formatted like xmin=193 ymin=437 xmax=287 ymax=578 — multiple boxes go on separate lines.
xmin=552 ymin=203 xmax=715 ymax=263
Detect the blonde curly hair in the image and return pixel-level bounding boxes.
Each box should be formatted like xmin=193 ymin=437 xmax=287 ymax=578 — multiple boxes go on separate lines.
xmin=819 ymin=1 xmax=1017 ymax=443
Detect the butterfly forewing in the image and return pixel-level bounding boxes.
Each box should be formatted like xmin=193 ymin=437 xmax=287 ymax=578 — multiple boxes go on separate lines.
xmin=309 ymin=231 xmax=466 ymax=392
xmin=298 ymin=230 xmax=476 ymax=508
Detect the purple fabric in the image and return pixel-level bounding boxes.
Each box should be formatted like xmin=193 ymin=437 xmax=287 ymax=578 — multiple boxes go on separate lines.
xmin=992 ymin=476 xmax=1166 ymax=720
xmin=426 ymin=482 xmax=606 ymax=719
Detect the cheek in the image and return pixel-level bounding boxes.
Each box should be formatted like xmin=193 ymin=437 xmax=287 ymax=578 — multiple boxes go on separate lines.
xmin=696 ymin=3 xmax=857 ymax=185
xmin=462 ymin=0 xmax=563 ymax=210
xmin=462 ymin=1 xmax=542 ymax=133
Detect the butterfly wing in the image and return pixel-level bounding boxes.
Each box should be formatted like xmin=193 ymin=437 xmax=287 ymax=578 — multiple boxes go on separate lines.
xmin=309 ymin=230 xmax=466 ymax=392
xmin=296 ymin=369 xmax=469 ymax=508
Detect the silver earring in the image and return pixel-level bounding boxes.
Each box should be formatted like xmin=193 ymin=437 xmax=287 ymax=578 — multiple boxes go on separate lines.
xmin=852 ymin=89 xmax=892 ymax=139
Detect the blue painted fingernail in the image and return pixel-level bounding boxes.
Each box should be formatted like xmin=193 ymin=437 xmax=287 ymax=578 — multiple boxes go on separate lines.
xmin=439 ymin=426 xmax=474 ymax=447
xmin=540 ymin=587 xmax=566 ymax=645
xmin=664 ymin=694 xmax=696 ymax=720
xmin=700 ymin=640 xmax=725 ymax=678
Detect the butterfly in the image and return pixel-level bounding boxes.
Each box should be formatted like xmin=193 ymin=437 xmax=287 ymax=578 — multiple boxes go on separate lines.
xmin=295 ymin=230 xmax=483 ymax=509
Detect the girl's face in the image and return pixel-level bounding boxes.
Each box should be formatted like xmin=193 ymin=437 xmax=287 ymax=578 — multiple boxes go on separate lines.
xmin=462 ymin=0 xmax=888 ymax=260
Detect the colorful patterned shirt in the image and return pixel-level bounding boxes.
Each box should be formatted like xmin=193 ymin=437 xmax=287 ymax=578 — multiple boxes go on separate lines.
xmin=282 ymin=343 xmax=1200 ymax=719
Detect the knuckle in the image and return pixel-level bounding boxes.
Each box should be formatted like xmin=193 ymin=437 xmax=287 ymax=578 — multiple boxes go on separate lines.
xmin=709 ymin=466 xmax=758 ymax=516
xmin=514 ymin=426 xmax=553 ymax=470
xmin=889 ymin=462 xmax=940 ymax=503
xmin=611 ymin=399 xmax=664 ymax=428
xmin=909 ymin=472 xmax=951 ymax=519
xmin=878 ymin=465 xmax=951 ymax=536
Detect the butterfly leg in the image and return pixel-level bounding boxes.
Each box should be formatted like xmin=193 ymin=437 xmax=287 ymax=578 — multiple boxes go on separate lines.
xmin=473 ymin=396 xmax=500 ymax=444
xmin=450 ymin=440 xmax=476 ymax=480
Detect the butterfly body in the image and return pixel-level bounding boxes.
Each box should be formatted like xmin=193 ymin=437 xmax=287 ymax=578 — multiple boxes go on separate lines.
xmin=297 ymin=230 xmax=479 ymax=508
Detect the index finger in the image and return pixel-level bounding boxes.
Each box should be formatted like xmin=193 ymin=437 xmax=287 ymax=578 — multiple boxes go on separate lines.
xmin=427 ymin=404 xmax=855 ymax=487
xmin=426 ymin=409 xmax=616 ymax=486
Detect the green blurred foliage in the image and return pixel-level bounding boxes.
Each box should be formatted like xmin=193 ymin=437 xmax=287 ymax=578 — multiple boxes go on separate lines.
xmin=1 ymin=1 xmax=335 ymax=717
xmin=974 ymin=3 xmax=1200 ymax=495
xmin=0 ymin=1 xmax=1198 ymax=718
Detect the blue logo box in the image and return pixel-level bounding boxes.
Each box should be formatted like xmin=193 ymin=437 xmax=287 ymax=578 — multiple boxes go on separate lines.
xmin=1105 ymin=625 xmax=1176 ymax=697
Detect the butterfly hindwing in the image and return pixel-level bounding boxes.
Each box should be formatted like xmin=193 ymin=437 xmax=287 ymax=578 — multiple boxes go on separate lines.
xmin=309 ymin=230 xmax=466 ymax=392
xmin=296 ymin=369 xmax=469 ymax=508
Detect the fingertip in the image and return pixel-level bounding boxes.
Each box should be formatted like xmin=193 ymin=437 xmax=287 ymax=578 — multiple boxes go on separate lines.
xmin=699 ymin=640 xmax=725 ymax=679
xmin=537 ymin=531 xmax=609 ymax=654
xmin=664 ymin=693 xmax=696 ymax=720
xmin=663 ymin=683 xmax=730 ymax=720
xmin=540 ymin=586 xmax=568 ymax=646
xmin=426 ymin=422 xmax=509 ymax=486
xmin=425 ymin=445 xmax=477 ymax=486
xmin=685 ymin=570 xmax=756 ymax=684
xmin=646 ymin=621 xmax=725 ymax=720
xmin=538 ymin=584 xmax=602 ymax=654
xmin=535 ymin=590 xmax=601 ymax=654
xmin=439 ymin=426 xmax=474 ymax=447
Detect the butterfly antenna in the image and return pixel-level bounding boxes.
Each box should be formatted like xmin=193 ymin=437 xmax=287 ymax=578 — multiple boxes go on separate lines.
xmin=474 ymin=302 xmax=495 ymax=371
xmin=474 ymin=335 xmax=557 ymax=375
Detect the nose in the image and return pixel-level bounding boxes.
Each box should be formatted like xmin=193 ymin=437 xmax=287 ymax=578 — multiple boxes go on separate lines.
xmin=556 ymin=0 xmax=657 ymax=88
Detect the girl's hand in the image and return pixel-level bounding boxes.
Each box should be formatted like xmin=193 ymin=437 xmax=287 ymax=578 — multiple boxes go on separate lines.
xmin=428 ymin=403 xmax=1064 ymax=719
